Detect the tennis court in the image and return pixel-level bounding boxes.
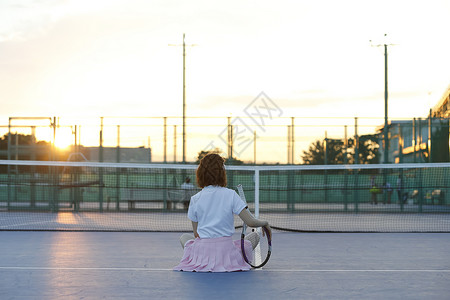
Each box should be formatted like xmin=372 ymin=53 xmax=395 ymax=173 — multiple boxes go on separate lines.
xmin=1 ymin=160 xmax=449 ymax=299
xmin=1 ymin=231 xmax=449 ymax=299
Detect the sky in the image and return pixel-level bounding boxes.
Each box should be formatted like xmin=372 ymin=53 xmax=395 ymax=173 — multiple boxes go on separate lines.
xmin=0 ymin=0 xmax=449 ymax=163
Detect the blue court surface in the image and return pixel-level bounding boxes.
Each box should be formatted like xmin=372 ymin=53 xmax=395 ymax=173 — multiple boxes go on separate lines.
xmin=1 ymin=231 xmax=449 ymax=299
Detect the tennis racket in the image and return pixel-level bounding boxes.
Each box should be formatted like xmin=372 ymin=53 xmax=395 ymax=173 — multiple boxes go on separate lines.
xmin=237 ymin=184 xmax=272 ymax=268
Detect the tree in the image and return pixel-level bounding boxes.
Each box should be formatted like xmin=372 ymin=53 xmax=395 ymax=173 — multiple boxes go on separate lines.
xmin=301 ymin=139 xmax=346 ymax=165
xmin=301 ymin=140 xmax=324 ymax=165
xmin=0 ymin=133 xmax=52 ymax=160
xmin=357 ymin=134 xmax=380 ymax=164
xmin=301 ymin=134 xmax=380 ymax=165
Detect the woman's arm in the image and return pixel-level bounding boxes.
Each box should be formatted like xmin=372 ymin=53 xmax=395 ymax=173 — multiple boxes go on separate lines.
xmin=239 ymin=209 xmax=272 ymax=239
xmin=192 ymin=221 xmax=199 ymax=238
xmin=239 ymin=209 xmax=268 ymax=227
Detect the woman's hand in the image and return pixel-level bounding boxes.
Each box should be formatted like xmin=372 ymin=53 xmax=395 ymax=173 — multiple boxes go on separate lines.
xmin=263 ymin=224 xmax=272 ymax=240
xmin=192 ymin=221 xmax=199 ymax=238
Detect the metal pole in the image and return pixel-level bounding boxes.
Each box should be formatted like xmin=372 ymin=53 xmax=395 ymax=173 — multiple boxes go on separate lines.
xmin=254 ymin=130 xmax=257 ymax=164
xmin=324 ymin=131 xmax=328 ymax=202
xmin=324 ymin=131 xmax=328 ymax=165
xmin=354 ymin=117 xmax=359 ymax=164
xmin=287 ymin=125 xmax=291 ymax=164
xmin=99 ymin=117 xmax=104 ymax=163
xmin=7 ymin=118 xmax=11 ymax=210
xmin=173 ymin=125 xmax=177 ymax=162
xmin=169 ymin=34 xmax=196 ymax=163
xmin=163 ymin=117 xmax=167 ymax=163
xmin=384 ymin=43 xmax=389 ymax=164
xmin=418 ymin=118 xmax=422 ymax=162
xmin=117 ymin=125 xmax=120 ymax=163
xmin=15 ymin=132 xmax=18 ymax=160
xmin=291 ymin=117 xmax=295 ymax=164
xmin=99 ymin=117 xmax=104 ymax=212
xmin=412 ymin=118 xmax=416 ymax=163
xmin=7 ymin=118 xmax=11 ymax=161
xmin=78 ymin=125 xmax=81 ymax=147
xmin=116 ymin=125 xmax=120 ymax=211
xmin=53 ymin=117 xmax=57 ymax=161
xmin=182 ymin=33 xmax=186 ymax=163
xmin=74 ymin=125 xmax=77 ymax=153
xmin=344 ymin=125 xmax=348 ymax=211
xmin=428 ymin=110 xmax=432 ymax=162
xmin=230 ymin=124 xmax=234 ymax=160
xmin=398 ymin=123 xmax=403 ymax=163
xmin=227 ymin=117 xmax=232 ymax=159
xmin=344 ymin=125 xmax=348 ymax=164
xmin=52 ymin=117 xmax=57 ymax=211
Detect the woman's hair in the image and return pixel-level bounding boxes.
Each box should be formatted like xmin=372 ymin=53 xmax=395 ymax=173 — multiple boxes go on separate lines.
xmin=196 ymin=153 xmax=227 ymax=188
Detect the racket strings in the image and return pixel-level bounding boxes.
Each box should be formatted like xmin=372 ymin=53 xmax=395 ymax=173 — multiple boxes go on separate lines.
xmin=244 ymin=231 xmax=260 ymax=250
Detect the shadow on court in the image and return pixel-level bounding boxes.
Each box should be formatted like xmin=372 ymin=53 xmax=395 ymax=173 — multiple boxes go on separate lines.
xmin=0 ymin=231 xmax=449 ymax=299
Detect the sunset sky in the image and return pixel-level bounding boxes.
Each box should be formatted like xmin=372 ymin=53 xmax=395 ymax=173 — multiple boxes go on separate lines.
xmin=0 ymin=0 xmax=449 ymax=162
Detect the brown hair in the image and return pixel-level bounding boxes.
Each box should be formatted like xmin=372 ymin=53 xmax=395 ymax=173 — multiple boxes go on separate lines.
xmin=196 ymin=153 xmax=227 ymax=188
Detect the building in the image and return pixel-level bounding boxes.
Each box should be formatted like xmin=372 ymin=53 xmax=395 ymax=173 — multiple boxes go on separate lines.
xmin=431 ymin=85 xmax=450 ymax=118
xmin=379 ymin=119 xmax=449 ymax=163
xmin=86 ymin=147 xmax=152 ymax=163
xmin=378 ymin=86 xmax=450 ymax=163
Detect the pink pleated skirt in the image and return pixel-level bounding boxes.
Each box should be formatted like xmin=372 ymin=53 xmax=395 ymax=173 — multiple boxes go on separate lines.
xmin=173 ymin=236 xmax=252 ymax=272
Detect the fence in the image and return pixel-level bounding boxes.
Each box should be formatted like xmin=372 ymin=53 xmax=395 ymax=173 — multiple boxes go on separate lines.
xmin=1 ymin=159 xmax=449 ymax=232
xmin=1 ymin=116 xmax=448 ymax=164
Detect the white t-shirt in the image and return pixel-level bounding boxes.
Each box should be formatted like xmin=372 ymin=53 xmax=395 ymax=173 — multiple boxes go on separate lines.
xmin=188 ymin=185 xmax=247 ymax=239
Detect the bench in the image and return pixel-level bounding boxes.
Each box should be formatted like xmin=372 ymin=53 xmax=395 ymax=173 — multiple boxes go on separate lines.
xmin=123 ymin=188 xmax=164 ymax=210
xmin=121 ymin=188 xmax=196 ymax=210
xmin=409 ymin=189 xmax=444 ymax=205
xmin=429 ymin=189 xmax=444 ymax=205
xmin=167 ymin=188 xmax=196 ymax=210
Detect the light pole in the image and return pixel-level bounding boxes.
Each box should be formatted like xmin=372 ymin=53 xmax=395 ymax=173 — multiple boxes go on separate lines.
xmin=169 ymin=34 xmax=196 ymax=163
xmin=371 ymin=34 xmax=393 ymax=164
xmin=383 ymin=42 xmax=389 ymax=164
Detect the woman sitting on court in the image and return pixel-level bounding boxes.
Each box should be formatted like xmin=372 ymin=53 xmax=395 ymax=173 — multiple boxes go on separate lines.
xmin=173 ymin=153 xmax=272 ymax=272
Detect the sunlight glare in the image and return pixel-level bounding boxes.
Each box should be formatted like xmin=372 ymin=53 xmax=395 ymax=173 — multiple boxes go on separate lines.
xmin=54 ymin=134 xmax=73 ymax=150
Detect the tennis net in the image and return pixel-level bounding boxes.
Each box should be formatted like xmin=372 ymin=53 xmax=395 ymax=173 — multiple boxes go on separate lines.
xmin=1 ymin=160 xmax=449 ymax=232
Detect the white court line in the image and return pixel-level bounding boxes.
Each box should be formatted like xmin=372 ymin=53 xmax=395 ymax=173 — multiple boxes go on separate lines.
xmin=264 ymin=269 xmax=450 ymax=273
xmin=1 ymin=266 xmax=449 ymax=273
xmin=0 ymin=266 xmax=173 ymax=272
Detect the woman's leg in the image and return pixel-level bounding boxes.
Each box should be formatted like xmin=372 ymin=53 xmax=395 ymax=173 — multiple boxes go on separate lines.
xmin=180 ymin=233 xmax=195 ymax=249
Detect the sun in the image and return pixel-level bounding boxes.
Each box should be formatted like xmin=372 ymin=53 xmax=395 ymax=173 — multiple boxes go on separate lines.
xmin=54 ymin=134 xmax=73 ymax=150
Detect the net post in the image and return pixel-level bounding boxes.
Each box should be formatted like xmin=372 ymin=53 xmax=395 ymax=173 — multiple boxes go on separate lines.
xmin=51 ymin=163 xmax=58 ymax=212
xmin=353 ymin=168 xmax=359 ymax=213
xmin=287 ymin=169 xmax=294 ymax=212
xmin=344 ymin=126 xmax=348 ymax=211
xmin=383 ymin=168 xmax=388 ymax=205
xmin=324 ymin=132 xmax=328 ymax=203
xmin=299 ymin=169 xmax=303 ymax=206
xmin=428 ymin=112 xmax=432 ymax=162
xmin=255 ymin=168 xmax=260 ymax=219
xmin=344 ymin=168 xmax=348 ymax=212
xmin=99 ymin=117 xmax=104 ymax=212
xmin=7 ymin=119 xmax=11 ymax=210
xmin=418 ymin=167 xmax=423 ymax=213
xmin=399 ymin=168 xmax=404 ymax=212
xmin=163 ymin=168 xmax=168 ymax=210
